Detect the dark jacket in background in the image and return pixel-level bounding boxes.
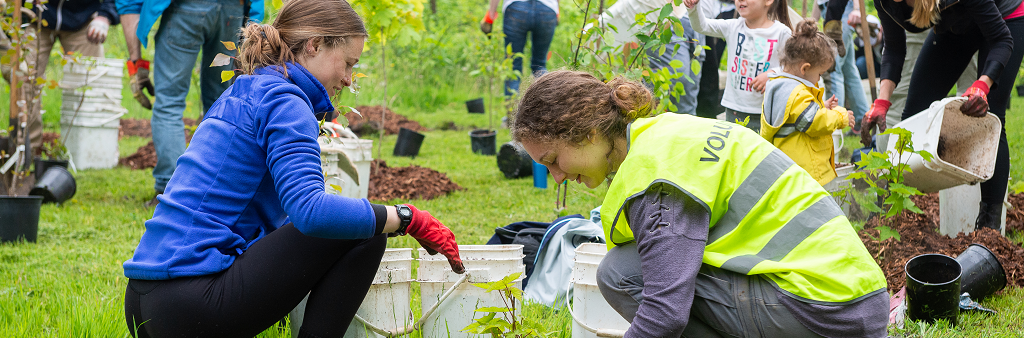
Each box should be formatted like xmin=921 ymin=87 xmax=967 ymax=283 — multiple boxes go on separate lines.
xmin=877 ymin=0 xmax=1018 ymax=85
xmin=27 ymin=0 xmax=120 ymax=32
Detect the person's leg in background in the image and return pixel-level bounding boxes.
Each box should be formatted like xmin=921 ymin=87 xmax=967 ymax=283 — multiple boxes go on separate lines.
xmin=878 ymin=30 xmax=927 ymax=153
xmin=199 ymin=1 xmax=244 ymax=118
xmin=975 ymin=17 xmax=1024 ymax=229
xmin=838 ymin=2 xmax=869 ymax=127
xmin=647 ymin=19 xmax=704 ymax=115
xmin=503 ymin=2 xmax=530 ymax=97
xmin=527 ymin=1 xmax=557 ymax=79
xmin=151 ymin=0 xmax=213 ymax=195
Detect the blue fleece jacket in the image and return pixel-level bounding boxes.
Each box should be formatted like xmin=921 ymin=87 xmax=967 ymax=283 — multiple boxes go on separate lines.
xmin=123 ymin=63 xmax=377 ymax=280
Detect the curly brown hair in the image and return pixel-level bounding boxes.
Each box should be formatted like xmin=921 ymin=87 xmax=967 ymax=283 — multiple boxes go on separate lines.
xmin=510 ymin=70 xmax=653 ymax=145
xmin=780 ymin=19 xmax=836 ymax=70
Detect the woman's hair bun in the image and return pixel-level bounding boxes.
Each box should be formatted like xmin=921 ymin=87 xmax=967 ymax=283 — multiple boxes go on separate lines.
xmin=608 ymin=77 xmax=653 ymax=120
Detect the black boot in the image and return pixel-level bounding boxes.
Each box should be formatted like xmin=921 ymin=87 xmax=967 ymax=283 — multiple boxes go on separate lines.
xmin=975 ymin=201 xmax=1003 ymax=231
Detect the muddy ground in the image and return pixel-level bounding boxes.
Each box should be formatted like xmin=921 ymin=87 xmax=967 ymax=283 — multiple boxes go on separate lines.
xmin=368 ymin=159 xmax=463 ymax=201
xmin=344 ymin=106 xmax=427 ymax=136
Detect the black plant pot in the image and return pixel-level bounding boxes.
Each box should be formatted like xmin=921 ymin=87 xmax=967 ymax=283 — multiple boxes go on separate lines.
xmin=0 ymin=195 xmax=43 ymax=243
xmin=1016 ymin=85 xmax=1024 ymax=97
xmin=497 ymin=142 xmax=532 ymax=178
xmin=34 ymin=157 xmax=70 ymax=181
xmin=30 ymin=166 xmax=76 ymax=204
xmin=905 ymin=254 xmax=962 ymax=325
xmin=955 ymin=244 xmax=1006 ymax=300
xmin=466 ymin=98 xmax=485 ymax=114
xmin=393 ymin=128 xmax=425 ymax=158
xmin=469 ymin=129 xmax=496 ymax=155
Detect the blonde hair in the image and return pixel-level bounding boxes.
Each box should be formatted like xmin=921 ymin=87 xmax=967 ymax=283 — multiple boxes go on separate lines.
xmin=909 ymin=0 xmax=941 ymax=28
xmin=237 ymin=0 xmax=368 ymax=76
xmin=511 ymin=70 xmax=653 ymax=145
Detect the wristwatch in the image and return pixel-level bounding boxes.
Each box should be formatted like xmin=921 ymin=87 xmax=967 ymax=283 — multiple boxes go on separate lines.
xmin=394 ymin=204 xmax=413 ymax=235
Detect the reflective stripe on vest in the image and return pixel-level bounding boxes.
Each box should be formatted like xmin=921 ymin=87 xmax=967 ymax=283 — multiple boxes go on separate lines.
xmin=707 ymin=148 xmax=792 ymax=243
xmin=719 ymin=197 xmax=844 ymax=274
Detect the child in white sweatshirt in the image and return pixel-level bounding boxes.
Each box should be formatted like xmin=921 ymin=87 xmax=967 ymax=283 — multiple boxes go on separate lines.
xmin=684 ymin=0 xmax=792 ymax=132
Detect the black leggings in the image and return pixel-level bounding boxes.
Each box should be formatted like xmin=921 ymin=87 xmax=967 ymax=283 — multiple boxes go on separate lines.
xmin=902 ymin=18 xmax=1024 ymax=205
xmin=124 ymin=224 xmax=387 ymax=338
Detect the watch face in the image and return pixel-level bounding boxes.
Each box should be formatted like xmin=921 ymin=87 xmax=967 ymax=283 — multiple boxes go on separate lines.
xmin=399 ymin=207 xmax=412 ymax=218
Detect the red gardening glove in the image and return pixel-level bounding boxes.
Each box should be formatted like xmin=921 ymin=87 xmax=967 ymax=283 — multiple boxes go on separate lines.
xmin=404 ymin=205 xmax=465 ymax=274
xmin=960 ymin=80 xmax=990 ymax=117
xmin=860 ymin=99 xmax=891 ymax=147
xmin=126 ymin=59 xmax=155 ymax=110
xmin=480 ymin=11 xmax=495 ymax=35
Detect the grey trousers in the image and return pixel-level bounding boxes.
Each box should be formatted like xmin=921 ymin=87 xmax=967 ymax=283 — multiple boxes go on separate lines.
xmin=596 ymin=244 xmax=822 ymax=338
xmin=726 ymin=108 xmax=761 ymax=134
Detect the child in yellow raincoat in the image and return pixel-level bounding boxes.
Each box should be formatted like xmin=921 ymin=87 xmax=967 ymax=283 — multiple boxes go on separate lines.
xmin=761 ymin=18 xmax=855 ymax=185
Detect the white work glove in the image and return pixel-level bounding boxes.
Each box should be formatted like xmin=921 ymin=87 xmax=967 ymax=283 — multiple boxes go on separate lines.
xmin=87 ymin=16 xmax=110 ymax=44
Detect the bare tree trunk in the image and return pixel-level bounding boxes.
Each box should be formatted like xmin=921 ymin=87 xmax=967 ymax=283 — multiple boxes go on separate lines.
xmin=377 ymin=34 xmax=387 ymax=160
xmin=430 ymin=0 xmax=437 ymax=14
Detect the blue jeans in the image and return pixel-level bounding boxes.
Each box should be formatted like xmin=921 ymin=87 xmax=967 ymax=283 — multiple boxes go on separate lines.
xmin=827 ymin=1 xmax=870 ymax=124
xmin=647 ymin=18 xmax=704 ymax=115
xmin=503 ymin=0 xmax=557 ymax=97
xmin=151 ymin=0 xmax=244 ymax=192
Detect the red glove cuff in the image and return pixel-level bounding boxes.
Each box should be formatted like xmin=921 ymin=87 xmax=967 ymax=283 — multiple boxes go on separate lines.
xmin=966 ymin=80 xmax=990 ymax=96
xmin=869 ymin=99 xmax=891 ymax=118
xmin=126 ymin=59 xmax=150 ymax=76
xmin=484 ymin=11 xmax=495 ymax=24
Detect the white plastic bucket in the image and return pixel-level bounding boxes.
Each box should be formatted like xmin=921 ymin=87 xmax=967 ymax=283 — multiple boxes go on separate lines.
xmin=887 ymin=97 xmax=1001 ymax=193
xmin=60 ymin=57 xmax=125 ymax=170
xmin=60 ymin=112 xmax=122 ymax=169
xmin=418 ymin=245 xmax=525 ymax=338
xmin=571 ymin=243 xmax=630 ymax=338
xmin=939 ymin=184 xmax=1009 ymax=237
xmin=319 ymin=138 xmax=373 ymax=199
xmin=289 ymin=248 xmax=414 ymax=338
xmin=832 ymin=129 xmax=845 ymax=154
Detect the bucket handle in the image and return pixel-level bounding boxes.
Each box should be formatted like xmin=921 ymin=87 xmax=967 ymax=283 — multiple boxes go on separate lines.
xmin=351 ymin=272 xmax=471 ymax=337
xmin=566 ymin=280 xmax=627 ymax=337
xmin=70 ymin=111 xmax=125 ymax=128
xmin=60 ymin=68 xmax=111 ymax=90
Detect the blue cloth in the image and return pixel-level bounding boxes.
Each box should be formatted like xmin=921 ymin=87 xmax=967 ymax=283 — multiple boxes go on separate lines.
xmin=34 ymin=0 xmax=119 ymax=31
xmin=828 ymin=0 xmax=870 ymax=124
xmin=503 ymin=0 xmax=558 ymax=97
xmin=123 ymin=63 xmax=379 ymax=280
xmin=116 ymin=0 xmax=264 ymax=47
xmin=148 ymin=0 xmax=250 ymax=192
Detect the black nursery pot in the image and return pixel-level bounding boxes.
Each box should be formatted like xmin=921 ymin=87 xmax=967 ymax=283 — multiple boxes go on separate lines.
xmin=469 ymin=129 xmax=496 ymax=155
xmin=0 ymin=195 xmax=43 ymax=243
xmin=955 ymin=244 xmax=1007 ymax=300
xmin=1016 ymin=85 xmax=1024 ymax=97
xmin=905 ymin=254 xmax=962 ymax=326
xmin=30 ymin=166 xmax=77 ymax=204
xmin=393 ymin=128 xmax=425 ymax=158
xmin=497 ymin=142 xmax=532 ymax=179
xmin=34 ymin=157 xmax=70 ymax=181
xmin=466 ymin=98 xmax=486 ymax=114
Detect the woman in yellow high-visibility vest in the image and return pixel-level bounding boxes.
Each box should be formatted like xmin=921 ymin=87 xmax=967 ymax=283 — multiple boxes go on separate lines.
xmin=512 ymin=70 xmax=888 ymax=337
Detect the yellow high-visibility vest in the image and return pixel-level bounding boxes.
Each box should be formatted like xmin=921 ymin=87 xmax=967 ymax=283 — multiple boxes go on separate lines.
xmin=601 ymin=114 xmax=886 ymax=304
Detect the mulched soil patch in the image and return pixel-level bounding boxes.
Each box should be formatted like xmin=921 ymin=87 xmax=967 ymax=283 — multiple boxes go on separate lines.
xmin=119 ymin=118 xmax=200 ymax=140
xmin=368 ymin=159 xmax=463 ymax=201
xmin=120 ymin=141 xmax=156 ymax=170
xmin=344 ymin=106 xmax=426 ymax=136
xmin=860 ymin=193 xmax=1024 ymax=293
xmin=118 ymin=118 xmax=200 ymax=170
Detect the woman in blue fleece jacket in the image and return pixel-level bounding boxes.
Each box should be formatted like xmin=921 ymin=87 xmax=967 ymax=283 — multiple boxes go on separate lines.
xmin=122 ymin=1 xmax=465 ymax=337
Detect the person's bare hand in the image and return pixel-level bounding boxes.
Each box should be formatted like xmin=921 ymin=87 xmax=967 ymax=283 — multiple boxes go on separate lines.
xmin=683 ymin=0 xmax=700 ymax=9
xmin=825 ymin=94 xmax=839 ymax=109
xmin=752 ymin=73 xmax=769 ymax=93
xmin=847 ymin=10 xmax=861 ymax=26
xmin=847 ymin=111 xmax=855 ymax=128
